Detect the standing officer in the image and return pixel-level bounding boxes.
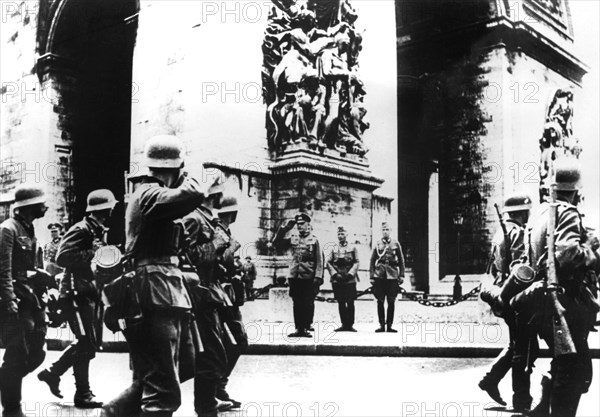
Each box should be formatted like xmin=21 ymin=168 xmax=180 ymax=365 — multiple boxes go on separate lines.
xmin=241 ymin=256 xmax=257 ymax=300
xmin=37 ymin=189 xmax=117 ymax=408
xmin=370 ymin=222 xmax=405 ymax=333
xmin=180 ymin=185 xmax=233 ymax=417
xmin=0 ymin=184 xmax=49 ymax=417
xmin=43 ymin=223 xmax=64 ymax=277
xmin=271 ymin=213 xmax=324 ymax=338
xmin=326 ymin=226 xmax=359 ymax=332
xmin=512 ymin=159 xmax=599 ymax=417
xmin=101 ymin=135 xmax=205 ymax=417
xmin=479 ymin=193 xmax=537 ymax=411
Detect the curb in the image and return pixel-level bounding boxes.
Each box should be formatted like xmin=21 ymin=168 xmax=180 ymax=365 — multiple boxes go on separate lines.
xmin=46 ymin=339 xmax=600 ymax=358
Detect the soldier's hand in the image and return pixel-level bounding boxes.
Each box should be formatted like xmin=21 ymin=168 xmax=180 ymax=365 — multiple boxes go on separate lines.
xmin=398 ymin=277 xmax=404 ymax=286
xmin=587 ymin=234 xmax=600 ymax=251
xmin=92 ymin=238 xmax=106 ymax=251
xmin=331 ymin=273 xmax=342 ymax=282
xmin=213 ymin=233 xmax=230 ymax=252
xmin=5 ymin=300 xmax=19 ymax=316
xmin=370 ymin=279 xmax=375 ymax=286
xmin=286 ymin=219 xmax=296 ymax=230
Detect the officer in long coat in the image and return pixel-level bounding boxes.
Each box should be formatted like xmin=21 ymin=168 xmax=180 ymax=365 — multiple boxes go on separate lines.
xmin=43 ymin=223 xmax=64 ymax=277
xmin=37 ymin=189 xmax=117 ymax=408
xmin=370 ymin=222 xmax=405 ymax=333
xmin=479 ymin=193 xmax=537 ymax=411
xmin=512 ymin=159 xmax=599 ymax=417
xmin=101 ymin=135 xmax=205 ymax=417
xmin=272 ymin=213 xmax=324 ymax=338
xmin=326 ymin=226 xmax=359 ymax=332
xmin=0 ymin=184 xmax=49 ymax=417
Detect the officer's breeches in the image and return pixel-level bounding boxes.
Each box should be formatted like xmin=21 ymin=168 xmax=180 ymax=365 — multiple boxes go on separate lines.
xmin=124 ymin=308 xmax=187 ymax=416
xmin=289 ymin=279 xmax=315 ymax=330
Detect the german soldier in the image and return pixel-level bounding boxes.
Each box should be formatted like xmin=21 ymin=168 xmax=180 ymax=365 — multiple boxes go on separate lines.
xmin=43 ymin=222 xmax=64 ymax=277
xmin=370 ymin=222 xmax=405 ymax=333
xmin=37 ymin=189 xmax=117 ymax=408
xmin=215 ymin=197 xmax=247 ymax=410
xmin=512 ymin=159 xmax=599 ymax=417
xmin=272 ymin=213 xmax=324 ymax=338
xmin=179 ymin=182 xmax=233 ymax=416
xmin=478 ymin=193 xmax=537 ymax=411
xmin=101 ymin=135 xmax=205 ymax=417
xmin=0 ymin=184 xmax=49 ymax=417
xmin=241 ymin=256 xmax=257 ymax=300
xmin=326 ymin=226 xmax=359 ymax=332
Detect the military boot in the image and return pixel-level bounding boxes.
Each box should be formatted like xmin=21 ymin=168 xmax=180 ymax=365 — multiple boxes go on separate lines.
xmin=528 ymin=375 xmax=551 ymax=417
xmin=478 ymin=379 xmax=506 ymax=406
xmin=0 ymin=373 xmax=23 ymax=416
xmin=37 ymin=369 xmax=63 ymax=398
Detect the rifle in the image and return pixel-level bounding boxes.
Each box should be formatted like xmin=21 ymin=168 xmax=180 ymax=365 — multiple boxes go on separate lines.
xmin=546 ymin=184 xmax=576 ymax=357
xmin=67 ymin=270 xmax=86 ymax=337
xmin=494 ymin=203 xmax=512 ymax=279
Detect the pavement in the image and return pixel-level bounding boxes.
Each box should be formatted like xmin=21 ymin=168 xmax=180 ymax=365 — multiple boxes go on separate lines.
xmin=46 ymin=299 xmax=600 ymax=358
xmin=16 ymin=352 xmax=600 ymax=417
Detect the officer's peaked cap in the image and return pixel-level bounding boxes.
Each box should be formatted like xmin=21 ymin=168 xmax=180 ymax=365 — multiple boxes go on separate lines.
xmin=12 ymin=183 xmax=46 ymax=209
xmin=553 ymin=158 xmax=582 ymax=191
xmin=337 ymin=226 xmax=347 ymax=233
xmin=86 ymin=189 xmax=118 ymax=212
xmin=503 ymin=193 xmax=532 ymax=213
xmin=48 ymin=222 xmax=63 ymax=230
xmin=218 ymin=196 xmax=238 ymax=213
xmin=144 ymin=135 xmax=184 ymax=168
xmin=295 ymin=212 xmax=311 ymax=223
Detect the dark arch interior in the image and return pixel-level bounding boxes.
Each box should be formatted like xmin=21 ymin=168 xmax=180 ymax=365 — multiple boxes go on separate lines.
xmin=50 ymin=0 xmax=138 ymax=244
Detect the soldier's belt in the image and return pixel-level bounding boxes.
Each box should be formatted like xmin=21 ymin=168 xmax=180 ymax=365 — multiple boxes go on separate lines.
xmin=134 ymin=256 xmax=179 ymax=267
xmin=378 ymin=260 xmax=397 ymax=266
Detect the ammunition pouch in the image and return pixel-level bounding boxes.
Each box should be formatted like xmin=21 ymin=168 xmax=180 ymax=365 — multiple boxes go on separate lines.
xmin=102 ymin=271 xmax=142 ymax=333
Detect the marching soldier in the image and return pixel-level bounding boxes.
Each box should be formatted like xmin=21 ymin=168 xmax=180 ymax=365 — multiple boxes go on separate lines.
xmin=37 ymin=189 xmax=117 ymax=408
xmin=241 ymin=256 xmax=257 ymax=300
xmin=370 ymin=222 xmax=405 ymax=333
xmin=43 ymin=222 xmax=64 ymax=277
xmin=326 ymin=226 xmax=359 ymax=332
xmin=101 ymin=135 xmax=205 ymax=417
xmin=478 ymin=193 xmax=537 ymax=411
xmin=215 ymin=197 xmax=247 ymax=410
xmin=271 ymin=213 xmax=324 ymax=338
xmin=512 ymin=160 xmax=599 ymax=417
xmin=180 ymin=184 xmax=234 ymax=416
xmin=0 ymin=184 xmax=49 ymax=417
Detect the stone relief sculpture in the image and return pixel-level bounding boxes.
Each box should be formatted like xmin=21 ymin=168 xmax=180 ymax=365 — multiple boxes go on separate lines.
xmin=262 ymin=0 xmax=369 ymax=156
xmin=539 ymin=89 xmax=581 ymax=200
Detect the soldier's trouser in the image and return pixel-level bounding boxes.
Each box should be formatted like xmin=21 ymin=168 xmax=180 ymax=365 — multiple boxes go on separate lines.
xmin=373 ymin=280 xmax=398 ymax=326
xmin=512 ymin=313 xmax=538 ymax=409
xmin=333 ymin=283 xmax=357 ymax=328
xmin=194 ymin=308 xmax=228 ymax=413
xmin=218 ymin=307 xmax=248 ymax=400
xmin=289 ymin=279 xmax=315 ymax=331
xmin=548 ymin=351 xmax=592 ymax=417
xmin=0 ymin=308 xmax=47 ymax=412
xmin=244 ymin=281 xmax=254 ymax=299
xmin=121 ymin=308 xmax=187 ymax=416
xmin=48 ymin=339 xmax=96 ymax=393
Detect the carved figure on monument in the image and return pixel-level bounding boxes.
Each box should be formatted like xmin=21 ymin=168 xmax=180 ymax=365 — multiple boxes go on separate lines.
xmin=538 ymin=89 xmax=581 ymax=201
xmin=263 ymin=0 xmax=368 ymax=156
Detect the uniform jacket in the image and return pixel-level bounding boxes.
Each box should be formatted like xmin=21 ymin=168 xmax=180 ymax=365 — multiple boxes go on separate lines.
xmin=326 ymin=242 xmax=359 ymax=284
xmin=370 ymin=238 xmax=405 ymax=280
xmin=273 ymin=227 xmax=324 ymax=281
xmin=125 ymin=175 xmax=204 ymax=310
xmin=0 ymin=215 xmax=39 ymax=304
xmin=43 ymin=239 xmax=61 ymax=264
xmin=180 ymin=207 xmax=230 ymax=307
xmin=57 ymin=216 xmax=106 ymax=299
xmin=490 ymin=219 xmax=526 ymax=285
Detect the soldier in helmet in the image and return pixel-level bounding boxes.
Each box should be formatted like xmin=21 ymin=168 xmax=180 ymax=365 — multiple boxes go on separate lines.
xmin=478 ymin=193 xmax=537 ymax=412
xmin=101 ymin=135 xmax=206 ymax=417
xmin=326 ymin=226 xmax=359 ymax=332
xmin=370 ymin=222 xmax=405 ymax=333
xmin=271 ymin=212 xmax=324 ymax=338
xmin=37 ymin=189 xmax=118 ymax=408
xmin=0 ymin=184 xmax=49 ymax=417
xmin=512 ymin=159 xmax=599 ymax=417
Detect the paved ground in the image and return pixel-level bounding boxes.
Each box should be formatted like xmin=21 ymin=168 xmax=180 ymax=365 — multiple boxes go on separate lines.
xmin=17 ymin=352 xmax=600 ymax=417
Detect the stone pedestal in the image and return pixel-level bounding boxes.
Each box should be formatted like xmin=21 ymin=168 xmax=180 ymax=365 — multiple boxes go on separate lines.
xmin=268 ymin=287 xmax=292 ymax=323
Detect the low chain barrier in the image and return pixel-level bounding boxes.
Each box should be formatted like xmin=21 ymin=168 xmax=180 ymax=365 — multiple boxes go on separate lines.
xmin=248 ymin=282 xmax=482 ymax=308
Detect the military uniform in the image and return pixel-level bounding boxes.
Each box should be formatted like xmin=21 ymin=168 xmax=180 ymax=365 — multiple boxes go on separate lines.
xmin=273 ymin=214 xmax=324 ymax=336
xmin=180 ymin=207 xmax=231 ymax=415
xmin=370 ymin=236 xmax=405 ymax=330
xmin=0 ymin=186 xmax=48 ymax=416
xmin=38 ymin=215 xmax=107 ymax=405
xmin=512 ymin=199 xmax=599 ymax=417
xmin=326 ymin=237 xmax=359 ymax=331
xmin=43 ymin=237 xmax=63 ymax=277
xmin=479 ymin=215 xmax=538 ymax=410
xmin=241 ymin=259 xmax=257 ymax=299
